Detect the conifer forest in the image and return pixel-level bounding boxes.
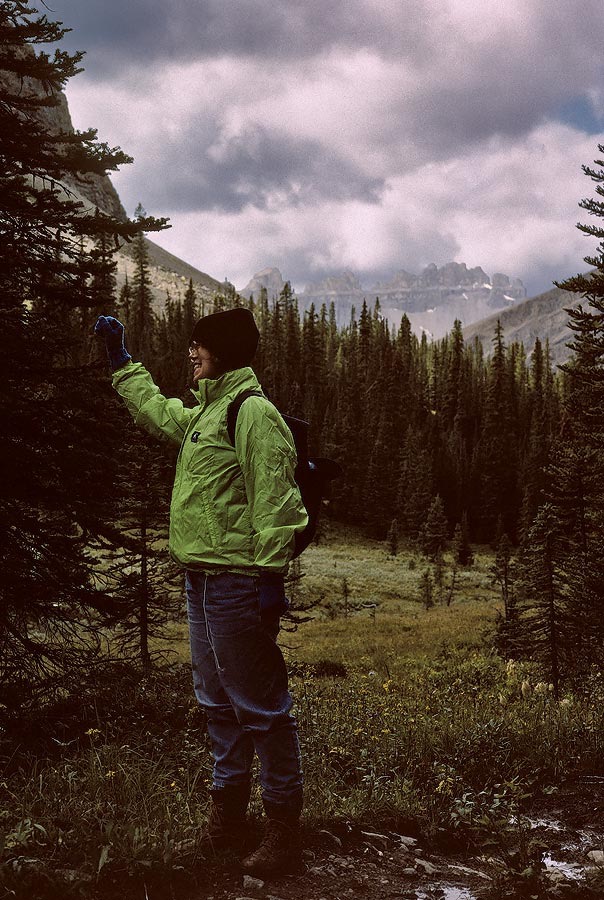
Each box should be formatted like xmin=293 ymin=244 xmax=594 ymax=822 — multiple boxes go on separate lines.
xmin=1 ymin=0 xmax=603 ymax=707
xmin=2 ymin=5 xmax=604 ymax=897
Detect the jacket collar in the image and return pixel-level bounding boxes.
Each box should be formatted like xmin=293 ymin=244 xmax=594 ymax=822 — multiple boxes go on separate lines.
xmin=191 ymin=366 xmax=262 ymax=411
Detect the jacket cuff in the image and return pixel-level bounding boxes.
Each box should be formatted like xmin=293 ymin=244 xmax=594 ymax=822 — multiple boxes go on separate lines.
xmin=108 ymin=349 xmax=132 ymax=371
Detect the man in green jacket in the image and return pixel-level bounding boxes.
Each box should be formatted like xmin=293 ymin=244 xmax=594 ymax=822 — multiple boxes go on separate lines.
xmin=95 ymin=308 xmax=308 ymax=877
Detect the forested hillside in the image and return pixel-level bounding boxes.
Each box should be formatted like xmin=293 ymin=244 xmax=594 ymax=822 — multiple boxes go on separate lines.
xmin=125 ymin=269 xmax=562 ymax=548
xmin=2 ymin=0 xmax=603 ymax=705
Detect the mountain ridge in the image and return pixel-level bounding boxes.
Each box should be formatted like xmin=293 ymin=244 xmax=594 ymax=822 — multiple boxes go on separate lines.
xmin=18 ymin=60 xmax=580 ymax=356
xmin=240 ymin=263 xmax=527 ymax=337
xmin=462 ymin=282 xmax=583 ymax=365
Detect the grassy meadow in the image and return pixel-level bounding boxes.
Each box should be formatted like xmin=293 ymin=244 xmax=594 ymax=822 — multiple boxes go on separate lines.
xmin=2 ymin=523 xmax=604 ymax=895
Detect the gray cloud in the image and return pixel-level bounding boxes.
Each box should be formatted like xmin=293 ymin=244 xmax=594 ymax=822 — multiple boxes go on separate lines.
xmin=384 ymin=7 xmax=604 ymax=159
xmin=53 ymin=0 xmax=431 ymax=75
xmin=56 ymin=0 xmax=604 ymax=297
xmin=58 ymin=0 xmax=604 ymax=183
xmin=135 ymin=122 xmax=384 ymax=213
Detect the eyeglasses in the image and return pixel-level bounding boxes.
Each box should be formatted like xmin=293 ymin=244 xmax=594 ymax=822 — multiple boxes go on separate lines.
xmin=189 ymin=342 xmax=214 ymax=356
xmin=188 ymin=344 xmax=217 ymax=363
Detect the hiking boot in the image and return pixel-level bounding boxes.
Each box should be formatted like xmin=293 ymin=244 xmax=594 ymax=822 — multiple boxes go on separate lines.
xmin=199 ymin=784 xmax=251 ymax=857
xmin=240 ymin=818 xmax=301 ymax=877
xmin=241 ymin=795 xmax=303 ymax=878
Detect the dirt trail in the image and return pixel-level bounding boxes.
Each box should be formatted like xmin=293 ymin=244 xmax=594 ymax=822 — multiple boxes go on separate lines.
xmin=192 ymin=777 xmax=604 ymax=900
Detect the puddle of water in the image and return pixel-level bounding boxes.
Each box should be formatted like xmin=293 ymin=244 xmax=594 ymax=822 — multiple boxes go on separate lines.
xmin=543 ymin=853 xmax=584 ymax=881
xmin=523 ymin=816 xmax=563 ymax=831
xmin=560 ymin=829 xmax=601 ymax=853
xmin=415 ymin=887 xmax=477 ymax=900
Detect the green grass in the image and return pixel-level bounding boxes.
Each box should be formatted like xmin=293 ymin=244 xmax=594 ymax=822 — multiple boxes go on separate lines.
xmin=157 ymin=522 xmax=500 ymax=670
xmin=285 ymin=525 xmax=498 ymax=677
xmin=2 ymin=524 xmax=604 ymax=896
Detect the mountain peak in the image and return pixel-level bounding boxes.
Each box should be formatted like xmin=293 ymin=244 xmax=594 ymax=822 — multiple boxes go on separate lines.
xmin=240 ymin=267 xmax=287 ymax=300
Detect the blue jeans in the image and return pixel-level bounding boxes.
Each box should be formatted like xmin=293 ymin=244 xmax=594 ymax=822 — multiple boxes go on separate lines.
xmin=185 ymin=570 xmax=303 ymax=805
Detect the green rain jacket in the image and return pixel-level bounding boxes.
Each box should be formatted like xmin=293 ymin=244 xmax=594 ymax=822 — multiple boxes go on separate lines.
xmin=112 ymin=362 xmax=308 ymax=574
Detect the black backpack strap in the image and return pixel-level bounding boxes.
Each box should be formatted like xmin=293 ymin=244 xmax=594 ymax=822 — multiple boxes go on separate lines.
xmin=227 ymin=390 xmax=264 ymax=446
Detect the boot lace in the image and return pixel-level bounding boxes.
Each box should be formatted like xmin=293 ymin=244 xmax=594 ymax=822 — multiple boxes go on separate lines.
xmin=265 ymin=819 xmax=291 ymax=846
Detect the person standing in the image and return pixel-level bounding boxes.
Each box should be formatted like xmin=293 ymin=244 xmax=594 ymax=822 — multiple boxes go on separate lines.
xmin=94 ymin=308 xmax=308 ymax=877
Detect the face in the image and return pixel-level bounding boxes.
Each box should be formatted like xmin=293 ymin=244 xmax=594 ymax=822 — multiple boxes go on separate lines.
xmin=188 ymin=342 xmax=223 ymax=381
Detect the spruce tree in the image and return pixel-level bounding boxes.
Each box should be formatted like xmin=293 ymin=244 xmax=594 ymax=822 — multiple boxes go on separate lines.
xmin=551 ymin=143 xmax=604 ymax=675
xmin=397 ymin=428 xmax=434 ymax=540
xmin=420 ymin=570 xmax=434 ymax=609
xmin=491 ymin=533 xmax=516 ymax=622
xmin=452 ymin=512 xmax=473 ymax=566
xmin=127 ymin=205 xmax=157 ymax=365
xmin=0 ymin=1 xmax=167 ymax=704
xmin=515 ymin=506 xmax=567 ymax=697
xmin=419 ymin=495 xmax=448 ymax=560
xmin=478 ymin=322 xmax=520 ymax=541
xmin=386 ymin=518 xmax=399 ymax=557
xmin=518 ymin=339 xmax=558 ymax=540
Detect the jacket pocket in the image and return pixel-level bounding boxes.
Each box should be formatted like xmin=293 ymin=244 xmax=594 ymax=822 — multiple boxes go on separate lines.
xmin=198 ymin=485 xmax=220 ymax=549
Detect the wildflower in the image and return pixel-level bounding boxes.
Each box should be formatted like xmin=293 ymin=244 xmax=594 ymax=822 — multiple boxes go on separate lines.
xmin=559 ymin=698 xmax=572 ymax=708
xmin=383 ymin=679 xmax=393 ymax=692
xmin=534 ymin=682 xmax=549 ymax=697
xmin=85 ymin=728 xmax=101 ymax=737
xmin=105 ymin=770 xmax=116 ymax=779
xmin=382 ymin=728 xmax=391 ymax=734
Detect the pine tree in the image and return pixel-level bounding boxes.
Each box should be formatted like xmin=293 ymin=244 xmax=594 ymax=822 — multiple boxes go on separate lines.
xmin=420 ymin=570 xmax=434 ymax=609
xmin=452 ymin=512 xmax=473 ymax=566
xmin=182 ymin=278 xmax=198 ymax=338
xmin=515 ymin=506 xmax=567 ymax=697
xmin=386 ymin=518 xmax=399 ymax=557
xmin=490 ymin=533 xmax=516 ymax=622
xmin=478 ymin=321 xmax=520 ymax=541
xmin=519 ymin=338 xmax=558 ymax=540
xmin=433 ymin=549 xmax=445 ymax=604
xmin=100 ymin=429 xmax=178 ymax=672
xmin=397 ymin=428 xmax=434 ymax=539
xmin=551 ymin=143 xmax=604 ymax=675
xmin=419 ymin=495 xmax=448 ymax=560
xmin=127 ymin=205 xmax=157 ymax=365
xmin=0 ymin=1 xmax=167 ymax=705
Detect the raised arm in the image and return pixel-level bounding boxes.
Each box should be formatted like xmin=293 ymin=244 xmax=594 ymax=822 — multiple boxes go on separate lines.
xmin=235 ymin=397 xmax=308 ymax=570
xmin=112 ymin=362 xmax=195 ymax=446
xmin=95 ymin=316 xmax=194 ymax=446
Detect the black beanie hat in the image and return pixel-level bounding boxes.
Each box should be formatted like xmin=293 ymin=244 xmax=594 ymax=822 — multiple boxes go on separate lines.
xmin=190 ymin=307 xmax=259 ymax=369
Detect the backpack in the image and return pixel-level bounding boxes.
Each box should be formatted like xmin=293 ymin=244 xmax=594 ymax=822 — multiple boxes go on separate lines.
xmin=226 ymin=390 xmax=342 ymax=558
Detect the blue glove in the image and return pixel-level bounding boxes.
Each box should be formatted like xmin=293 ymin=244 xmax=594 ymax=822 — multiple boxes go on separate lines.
xmin=94 ymin=316 xmax=132 ymax=370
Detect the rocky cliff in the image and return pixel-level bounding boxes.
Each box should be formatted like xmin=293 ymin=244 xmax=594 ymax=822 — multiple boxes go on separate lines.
xmin=240 ymin=263 xmax=526 ymax=337
xmin=6 ymin=48 xmax=222 ymax=311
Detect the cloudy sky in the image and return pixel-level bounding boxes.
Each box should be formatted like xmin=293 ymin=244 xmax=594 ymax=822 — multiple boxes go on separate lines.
xmin=53 ymin=0 xmax=604 ymax=296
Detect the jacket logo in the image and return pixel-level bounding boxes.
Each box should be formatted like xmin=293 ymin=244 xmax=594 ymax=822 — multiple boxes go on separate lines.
xmin=191 ymin=432 xmax=201 ymax=443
